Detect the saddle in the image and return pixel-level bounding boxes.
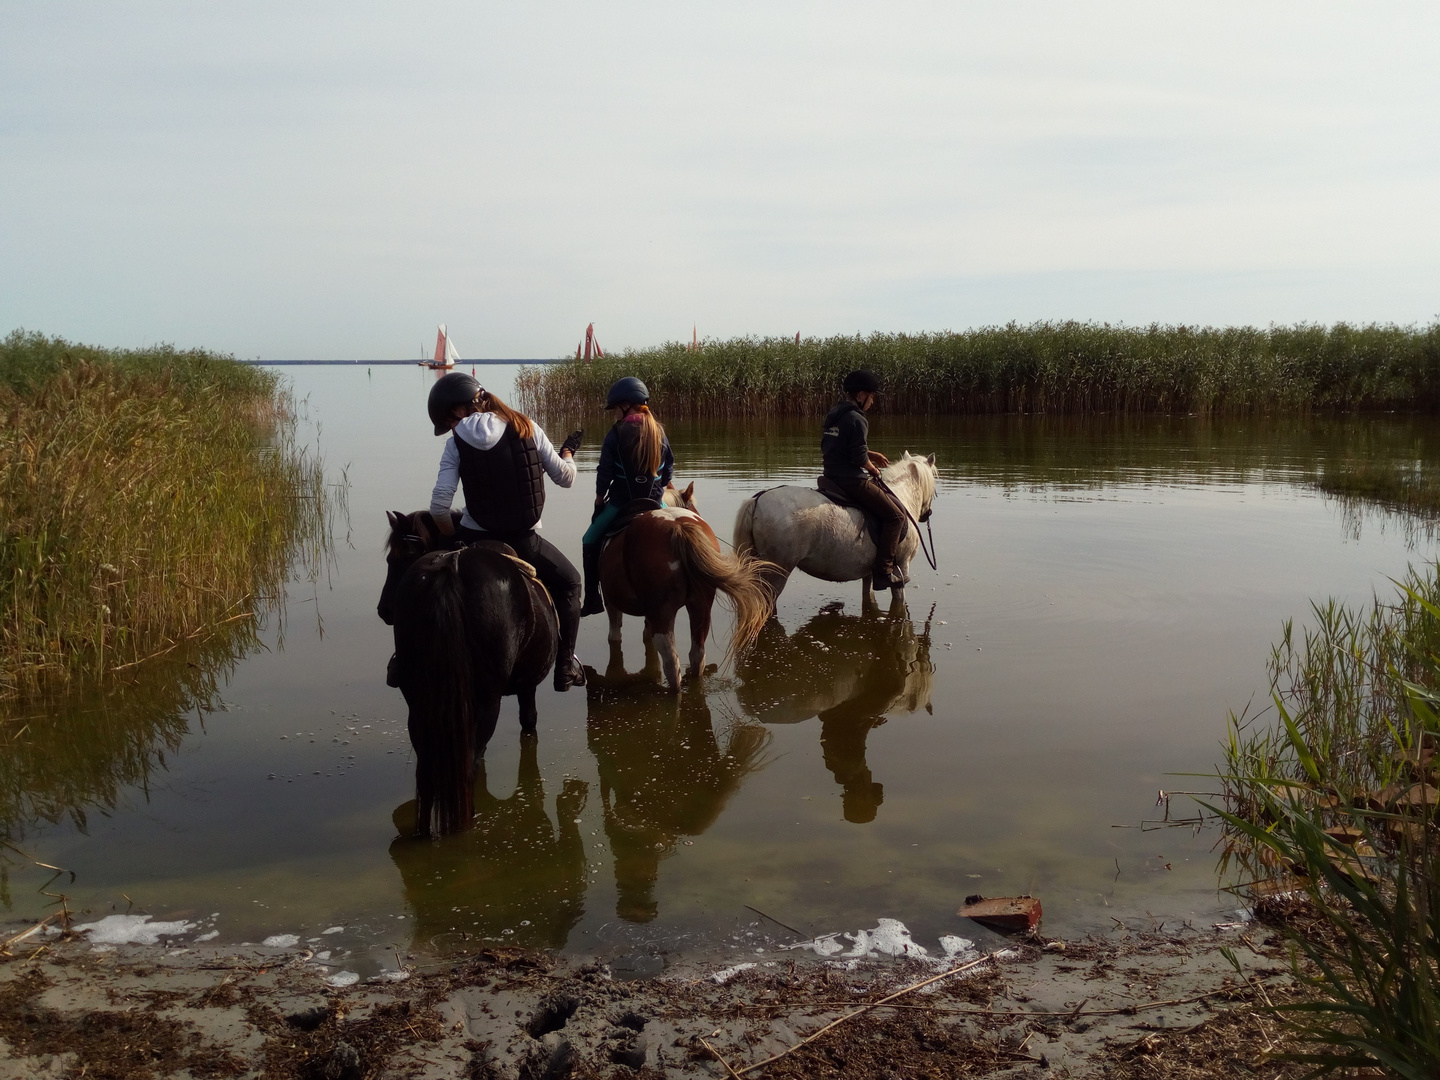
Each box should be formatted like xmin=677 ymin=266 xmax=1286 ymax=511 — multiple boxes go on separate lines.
xmin=815 ymin=476 xmax=884 ymax=550
xmin=600 ymin=497 xmax=667 ymax=540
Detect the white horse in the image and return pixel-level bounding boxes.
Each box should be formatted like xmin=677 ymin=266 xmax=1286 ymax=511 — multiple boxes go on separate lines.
xmin=733 ymin=452 xmax=938 ymax=611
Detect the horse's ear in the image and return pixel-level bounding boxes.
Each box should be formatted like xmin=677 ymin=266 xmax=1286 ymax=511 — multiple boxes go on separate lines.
xmin=926 ymin=453 xmax=936 ymax=466
xmin=386 ymin=510 xmax=402 ymax=529
xmin=682 ymin=482 xmax=695 ymax=499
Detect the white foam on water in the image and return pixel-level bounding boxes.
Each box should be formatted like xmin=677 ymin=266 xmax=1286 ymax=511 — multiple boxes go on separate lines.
xmin=327 ymin=971 xmax=361 ymax=987
xmin=262 ymin=934 xmax=300 ymax=948
xmin=710 ymin=962 xmax=757 ymax=984
xmin=73 ymin=915 xmax=195 ymax=946
xmin=939 ymin=935 xmax=978 ymax=960
xmin=368 ymin=969 xmax=410 ymax=983
xmin=194 ymin=931 xmax=220 ymax=943
xmin=792 ymin=918 xmax=929 ymax=961
xmin=321 ymin=926 xmax=345 ymax=935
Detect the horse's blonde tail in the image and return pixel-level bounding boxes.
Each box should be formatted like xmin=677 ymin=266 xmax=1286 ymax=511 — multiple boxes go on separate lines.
xmin=733 ymin=495 xmax=758 ymax=556
xmin=674 ymin=518 xmax=775 ymax=662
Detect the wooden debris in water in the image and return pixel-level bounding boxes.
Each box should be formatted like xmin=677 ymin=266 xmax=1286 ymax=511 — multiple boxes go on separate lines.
xmin=957 ymin=894 xmax=1042 ymax=932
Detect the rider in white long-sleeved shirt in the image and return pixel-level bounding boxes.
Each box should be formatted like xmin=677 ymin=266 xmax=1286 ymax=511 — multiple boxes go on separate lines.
xmin=426 ymin=373 xmax=586 ymax=691
xmin=429 ymin=414 xmax=576 ymax=530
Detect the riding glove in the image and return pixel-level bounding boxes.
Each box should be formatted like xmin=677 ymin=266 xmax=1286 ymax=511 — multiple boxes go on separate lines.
xmin=560 ymin=429 xmax=584 ymax=456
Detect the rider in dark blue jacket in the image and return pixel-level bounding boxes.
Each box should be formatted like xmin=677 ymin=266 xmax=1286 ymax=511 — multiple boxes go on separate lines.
xmin=580 ymin=377 xmax=674 ymax=616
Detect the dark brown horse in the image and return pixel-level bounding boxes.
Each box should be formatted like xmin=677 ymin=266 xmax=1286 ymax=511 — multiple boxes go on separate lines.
xmin=378 ymin=510 xmax=558 ymax=836
xmin=599 ymin=486 xmax=773 ymax=690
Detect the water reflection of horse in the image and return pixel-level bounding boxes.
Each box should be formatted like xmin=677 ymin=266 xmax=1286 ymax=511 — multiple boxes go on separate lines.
xmin=583 ymin=662 xmax=772 ymax=923
xmin=734 ymin=452 xmax=939 ymax=612
xmin=736 ymin=602 xmax=934 ymax=823
xmin=378 ymin=512 xmax=559 ymax=836
xmin=389 ymin=736 xmax=588 ymax=951
xmin=600 ymin=484 xmax=772 ymax=690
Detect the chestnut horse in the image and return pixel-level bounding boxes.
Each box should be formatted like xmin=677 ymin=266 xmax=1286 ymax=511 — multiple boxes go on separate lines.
xmin=378 ymin=510 xmax=558 ymax=837
xmin=600 ymin=485 xmax=772 ymax=690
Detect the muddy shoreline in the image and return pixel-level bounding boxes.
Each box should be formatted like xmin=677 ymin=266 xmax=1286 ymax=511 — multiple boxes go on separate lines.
xmin=0 ymin=918 xmax=1314 ymax=1079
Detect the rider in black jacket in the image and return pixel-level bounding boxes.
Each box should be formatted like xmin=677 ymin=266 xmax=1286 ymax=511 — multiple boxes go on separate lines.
xmin=821 ymin=370 xmax=907 ymax=589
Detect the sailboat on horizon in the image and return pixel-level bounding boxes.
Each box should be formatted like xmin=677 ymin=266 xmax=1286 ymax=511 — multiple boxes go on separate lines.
xmin=424 ymin=324 xmax=462 ymax=369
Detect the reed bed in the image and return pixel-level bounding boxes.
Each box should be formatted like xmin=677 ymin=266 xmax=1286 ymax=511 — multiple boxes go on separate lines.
xmin=0 ymin=330 xmax=340 ymax=701
xmin=1214 ymin=568 xmax=1440 ymax=1075
xmin=516 ymin=322 xmax=1440 ymax=419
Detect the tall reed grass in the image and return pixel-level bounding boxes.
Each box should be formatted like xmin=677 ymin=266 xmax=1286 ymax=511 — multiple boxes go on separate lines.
xmin=517 ymin=322 xmax=1440 ymax=419
xmin=1215 ymin=568 xmax=1440 ymax=1076
xmin=0 ymin=330 xmax=340 ymax=700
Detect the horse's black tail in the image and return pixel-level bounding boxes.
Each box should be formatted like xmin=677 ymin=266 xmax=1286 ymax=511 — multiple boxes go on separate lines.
xmin=404 ymin=554 xmax=477 ymax=836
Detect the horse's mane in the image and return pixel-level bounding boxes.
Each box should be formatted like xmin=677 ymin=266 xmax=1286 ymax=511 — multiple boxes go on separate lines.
xmin=881 ymin=453 xmax=937 ymax=504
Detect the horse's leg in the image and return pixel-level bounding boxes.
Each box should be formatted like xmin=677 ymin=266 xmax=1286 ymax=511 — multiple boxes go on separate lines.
xmin=861 ymin=574 xmax=877 ymax=612
xmin=605 ymin=637 xmax=627 ymax=680
xmin=649 ymin=610 xmax=681 ymax=691
xmin=472 ymin=690 xmax=503 ymax=768
xmin=889 ymin=584 xmax=908 ymax=615
xmin=516 ymin=682 xmax=538 ymax=736
xmin=607 ymin=602 xmax=624 ymax=645
xmin=758 ymin=564 xmax=792 ymax=617
xmin=640 ymin=622 xmax=662 ymax=683
xmin=685 ymin=590 xmax=714 ymax=681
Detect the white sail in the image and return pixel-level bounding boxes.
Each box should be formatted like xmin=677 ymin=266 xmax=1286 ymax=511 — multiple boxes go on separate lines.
xmin=445 ymin=331 xmax=461 ymax=365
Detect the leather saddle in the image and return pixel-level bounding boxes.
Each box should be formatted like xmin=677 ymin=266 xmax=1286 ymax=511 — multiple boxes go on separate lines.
xmin=815 ymin=476 xmax=884 ymax=549
xmin=600 ymin=497 xmax=667 ymax=541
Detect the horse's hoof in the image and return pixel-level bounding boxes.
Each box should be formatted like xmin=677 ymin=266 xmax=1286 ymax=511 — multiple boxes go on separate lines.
xmin=553 ymin=656 xmax=586 ymax=691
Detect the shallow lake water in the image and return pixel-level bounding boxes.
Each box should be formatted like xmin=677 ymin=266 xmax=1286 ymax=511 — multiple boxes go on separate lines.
xmin=4 ymin=365 xmax=1437 ymax=975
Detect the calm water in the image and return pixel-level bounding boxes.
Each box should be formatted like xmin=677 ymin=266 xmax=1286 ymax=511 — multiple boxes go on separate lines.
xmin=4 ymin=365 xmax=1437 ymax=973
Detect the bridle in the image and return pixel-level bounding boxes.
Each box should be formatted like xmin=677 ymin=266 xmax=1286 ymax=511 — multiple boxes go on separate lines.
xmin=875 ymin=474 xmax=938 ymax=572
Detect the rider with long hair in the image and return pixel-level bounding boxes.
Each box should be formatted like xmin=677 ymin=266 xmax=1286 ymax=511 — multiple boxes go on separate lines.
xmin=426 ymin=372 xmax=588 ymax=690
xmin=579 ymin=376 xmax=674 ymax=616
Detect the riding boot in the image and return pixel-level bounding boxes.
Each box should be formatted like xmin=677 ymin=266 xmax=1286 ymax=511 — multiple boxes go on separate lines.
xmin=580 ymin=543 xmax=605 ymax=616
xmin=553 ymin=597 xmax=587 ymax=691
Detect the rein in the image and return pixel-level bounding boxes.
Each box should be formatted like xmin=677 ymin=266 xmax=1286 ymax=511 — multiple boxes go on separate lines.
xmin=876 ymin=475 xmax=938 ymax=572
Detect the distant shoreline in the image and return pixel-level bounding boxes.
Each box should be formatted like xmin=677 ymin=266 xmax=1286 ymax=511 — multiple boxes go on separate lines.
xmin=245 ymin=358 xmax=562 ymax=366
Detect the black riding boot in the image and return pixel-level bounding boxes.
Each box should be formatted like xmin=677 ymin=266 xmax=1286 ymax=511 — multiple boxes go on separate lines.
xmin=553 ymin=596 xmax=586 ymax=691
xmin=580 ymin=543 xmax=604 ymax=616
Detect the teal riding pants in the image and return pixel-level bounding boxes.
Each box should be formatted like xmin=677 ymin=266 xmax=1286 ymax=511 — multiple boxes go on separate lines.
xmin=582 ymin=502 xmax=622 ymax=545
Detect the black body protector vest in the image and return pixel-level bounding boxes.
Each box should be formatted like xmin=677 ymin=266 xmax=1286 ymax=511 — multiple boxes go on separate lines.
xmin=455 ymin=425 xmax=546 ymax=536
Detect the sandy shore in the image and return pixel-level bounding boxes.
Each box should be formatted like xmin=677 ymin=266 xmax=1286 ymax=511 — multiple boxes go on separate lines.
xmin=0 ymin=913 xmax=1318 ymax=1080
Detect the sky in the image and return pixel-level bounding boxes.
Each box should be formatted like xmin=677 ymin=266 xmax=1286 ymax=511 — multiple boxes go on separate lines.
xmin=2 ymin=2 xmax=1438 ymax=359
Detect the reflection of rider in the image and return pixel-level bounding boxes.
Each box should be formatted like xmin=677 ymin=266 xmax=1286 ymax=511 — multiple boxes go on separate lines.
xmin=737 ymin=604 xmax=932 ymax=823
xmin=580 ymin=377 xmax=675 ymax=617
xmin=821 ymin=369 xmax=907 ymax=590
xmin=426 ymin=373 xmax=587 ymax=690
xmin=585 ymin=685 xmax=768 ymax=922
xmin=388 ymin=736 xmax=589 ymax=950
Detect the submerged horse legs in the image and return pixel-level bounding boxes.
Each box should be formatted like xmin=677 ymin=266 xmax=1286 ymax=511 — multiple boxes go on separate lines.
xmin=515 ymin=683 xmax=538 ymax=736
xmin=645 ymin=611 xmax=682 ymax=691
xmin=685 ymin=590 xmax=714 ymax=680
xmin=472 ymin=690 xmax=504 ymax=768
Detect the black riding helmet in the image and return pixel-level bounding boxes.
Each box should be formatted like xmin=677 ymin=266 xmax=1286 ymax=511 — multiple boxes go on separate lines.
xmin=842 ymin=369 xmax=881 ymax=395
xmin=428 ymin=372 xmax=482 ymax=435
xmin=605 ymin=376 xmax=649 ymax=409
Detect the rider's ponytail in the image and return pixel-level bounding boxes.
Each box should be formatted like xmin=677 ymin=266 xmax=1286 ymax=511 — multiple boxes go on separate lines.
xmin=476 ymin=390 xmax=535 ymax=440
xmin=627 ymin=405 xmax=665 ymax=476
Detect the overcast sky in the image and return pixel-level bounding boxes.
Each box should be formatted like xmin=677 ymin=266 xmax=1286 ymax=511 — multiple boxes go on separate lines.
xmin=2 ymin=2 xmax=1437 ymax=359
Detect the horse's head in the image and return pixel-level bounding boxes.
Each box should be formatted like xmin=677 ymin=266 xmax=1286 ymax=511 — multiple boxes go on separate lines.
xmin=663 ymin=481 xmax=697 ymax=512
xmin=377 ymin=510 xmax=445 ymax=625
xmin=894 ymin=452 xmax=938 ymax=522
